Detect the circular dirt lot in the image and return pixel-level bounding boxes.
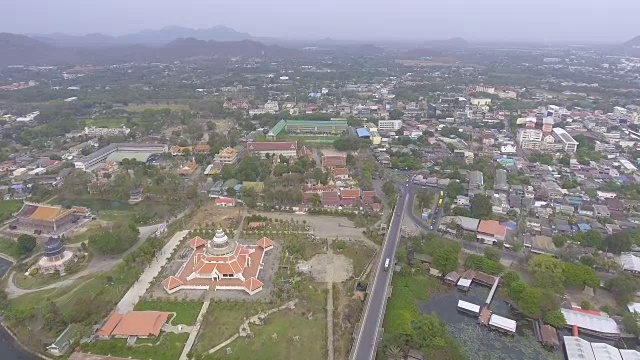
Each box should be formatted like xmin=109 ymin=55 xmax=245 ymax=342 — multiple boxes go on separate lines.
xmin=307 ymin=254 xmax=353 ymax=283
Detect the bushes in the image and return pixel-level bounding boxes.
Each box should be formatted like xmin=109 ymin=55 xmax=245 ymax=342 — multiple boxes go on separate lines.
xmin=464 ymin=254 xmax=504 ymax=275
xmin=88 ymin=222 xmax=140 ymax=255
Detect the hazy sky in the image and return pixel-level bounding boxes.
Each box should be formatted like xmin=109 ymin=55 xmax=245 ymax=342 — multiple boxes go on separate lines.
xmin=2 ymin=0 xmax=639 ymax=42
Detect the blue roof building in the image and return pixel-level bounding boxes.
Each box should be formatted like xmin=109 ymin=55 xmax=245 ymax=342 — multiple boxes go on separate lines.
xmin=356 ymin=128 xmax=371 ymax=138
xmin=577 ymin=223 xmax=591 ymax=232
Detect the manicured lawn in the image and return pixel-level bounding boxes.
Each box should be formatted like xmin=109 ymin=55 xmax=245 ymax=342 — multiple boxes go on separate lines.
xmin=81 ymin=332 xmax=189 ymax=360
xmin=0 ymin=200 xmax=22 ymax=222
xmin=124 ymin=103 xmax=189 ymax=112
xmin=0 ymin=237 xmax=21 ymax=258
xmin=134 ymin=300 xmax=203 ymax=325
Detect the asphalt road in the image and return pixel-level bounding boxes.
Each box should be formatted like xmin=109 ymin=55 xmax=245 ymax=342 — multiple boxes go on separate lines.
xmin=405 ymin=184 xmax=523 ymax=262
xmin=350 ymin=186 xmax=408 ymax=360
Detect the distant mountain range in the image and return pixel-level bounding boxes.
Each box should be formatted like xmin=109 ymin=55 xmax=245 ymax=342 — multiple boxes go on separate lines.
xmin=0 ymin=32 xmax=300 ymax=66
xmin=29 ymin=25 xmax=257 ymax=47
xmin=623 ymin=35 xmax=640 ymax=48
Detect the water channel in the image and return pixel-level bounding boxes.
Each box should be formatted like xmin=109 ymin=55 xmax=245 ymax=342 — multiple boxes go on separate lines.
xmin=418 ymin=284 xmax=564 ymax=360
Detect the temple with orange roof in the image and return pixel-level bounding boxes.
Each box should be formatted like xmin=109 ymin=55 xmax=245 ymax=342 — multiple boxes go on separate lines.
xmin=162 ymin=229 xmax=274 ymax=295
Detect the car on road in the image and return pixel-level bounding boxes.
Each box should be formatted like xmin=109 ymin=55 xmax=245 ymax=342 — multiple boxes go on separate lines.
xmin=384 ymin=258 xmax=391 ymax=271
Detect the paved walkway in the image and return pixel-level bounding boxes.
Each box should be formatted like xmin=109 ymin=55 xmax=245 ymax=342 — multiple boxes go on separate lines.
xmin=179 ymin=299 xmax=211 ymax=360
xmin=5 ymin=223 xmax=160 ymax=298
xmin=326 ymin=238 xmax=335 ymax=360
xmin=116 ymin=230 xmax=189 ymax=313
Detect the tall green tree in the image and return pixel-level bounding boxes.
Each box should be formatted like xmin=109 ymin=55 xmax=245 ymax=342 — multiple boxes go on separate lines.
xmin=470 ymin=194 xmax=492 ymax=219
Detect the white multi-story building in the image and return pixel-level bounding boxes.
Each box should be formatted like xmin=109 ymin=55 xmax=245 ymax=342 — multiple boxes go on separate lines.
xmin=264 ymin=100 xmax=279 ymax=113
xmin=552 ymin=128 xmax=578 ymax=153
xmin=595 ymin=141 xmax=616 ymax=152
xmin=83 ymin=126 xmax=130 ymax=137
xmin=517 ymin=129 xmax=543 ymax=150
xmin=377 ymin=119 xmax=403 ymax=131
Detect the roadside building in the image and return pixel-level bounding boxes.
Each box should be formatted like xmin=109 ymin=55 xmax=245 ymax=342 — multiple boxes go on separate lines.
xmin=560 ymin=308 xmax=620 ymax=339
xmin=476 ymin=220 xmax=507 ymax=245
xmin=247 ymin=141 xmax=297 ymax=158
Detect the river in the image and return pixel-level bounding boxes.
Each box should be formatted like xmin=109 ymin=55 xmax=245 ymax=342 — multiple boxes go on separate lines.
xmin=0 ymin=257 xmax=38 ymax=360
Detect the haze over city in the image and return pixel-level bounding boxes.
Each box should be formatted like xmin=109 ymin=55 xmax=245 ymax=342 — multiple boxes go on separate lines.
xmin=3 ymin=0 xmax=640 ymax=43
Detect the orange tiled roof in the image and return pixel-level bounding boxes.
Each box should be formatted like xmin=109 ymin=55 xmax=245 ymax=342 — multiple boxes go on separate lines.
xmin=97 ymin=311 xmax=170 ymax=337
xmin=189 ymin=236 xmax=207 ymax=249
xmin=477 ymin=220 xmax=506 ymax=237
xmin=332 ymin=168 xmax=348 ymax=176
xmin=95 ymin=313 xmax=123 ymax=337
xmin=257 ymin=237 xmax=273 ymax=249
xmin=243 ymin=277 xmax=263 ymax=292
xmin=29 ymin=205 xmax=73 ymax=221
xmin=340 ymin=188 xmax=361 ymax=198
xmin=161 ymin=276 xmax=183 ymax=291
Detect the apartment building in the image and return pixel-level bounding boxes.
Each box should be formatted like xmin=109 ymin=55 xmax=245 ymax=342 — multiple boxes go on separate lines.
xmin=552 ymin=128 xmax=578 ymax=153
xmin=377 ymin=119 xmax=403 ymax=131
xmin=517 ymin=129 xmax=543 ymax=150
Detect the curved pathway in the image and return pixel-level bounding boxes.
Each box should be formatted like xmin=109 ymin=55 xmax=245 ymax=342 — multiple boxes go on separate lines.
xmin=5 ymin=206 xmax=193 ymax=298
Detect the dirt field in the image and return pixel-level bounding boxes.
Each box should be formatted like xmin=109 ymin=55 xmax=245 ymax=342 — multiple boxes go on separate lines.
xmin=189 ymin=202 xmax=246 ymax=230
xmin=253 ymin=211 xmax=367 ymax=242
xmin=301 ymin=254 xmax=353 ymax=283
xmin=566 ymin=287 xmax=618 ymax=310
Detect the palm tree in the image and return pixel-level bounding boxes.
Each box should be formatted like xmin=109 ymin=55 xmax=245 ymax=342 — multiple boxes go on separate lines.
xmin=386 ymin=345 xmax=404 ymax=360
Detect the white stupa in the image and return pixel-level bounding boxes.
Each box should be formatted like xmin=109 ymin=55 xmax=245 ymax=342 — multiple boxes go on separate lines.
xmin=207 ymin=228 xmax=236 ymax=255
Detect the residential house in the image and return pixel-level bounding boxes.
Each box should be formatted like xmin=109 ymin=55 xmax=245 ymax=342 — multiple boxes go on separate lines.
xmin=468 ymin=170 xmax=484 ymax=196
xmin=494 ymin=169 xmax=508 ymax=192
xmin=264 ymin=100 xmax=279 ymax=113
xmin=477 ymin=220 xmax=507 ymax=245
xmin=541 ymin=181 xmax=563 ymax=200
xmin=593 ymin=205 xmax=611 ymax=218
xmin=214 ymin=197 xmax=235 ymax=207
xmin=620 ymin=253 xmax=640 ymax=275
xmin=492 ymin=193 xmax=509 ymax=214
xmin=47 ymin=325 xmax=74 ymax=356
xmin=456 ymin=195 xmax=470 ymax=206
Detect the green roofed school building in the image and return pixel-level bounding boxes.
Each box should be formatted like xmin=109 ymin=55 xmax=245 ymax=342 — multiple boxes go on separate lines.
xmin=267 ymin=119 xmax=348 ymax=139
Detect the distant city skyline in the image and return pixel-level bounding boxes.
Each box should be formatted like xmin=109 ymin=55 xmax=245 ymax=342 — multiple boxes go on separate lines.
xmin=3 ymin=0 xmax=639 ymax=43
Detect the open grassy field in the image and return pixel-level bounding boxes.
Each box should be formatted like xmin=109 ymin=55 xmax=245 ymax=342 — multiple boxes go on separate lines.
xmin=193 ymin=301 xmax=265 ymax=352
xmin=124 ymin=103 xmax=189 ymax=112
xmin=81 ymin=332 xmax=189 ymax=360
xmin=194 ymin=282 xmax=326 ymax=358
xmin=223 ymin=284 xmax=326 ymax=359
xmin=0 ymin=199 xmax=22 ymax=222
xmin=0 ymin=237 xmax=20 ymax=258
xmin=135 ymin=300 xmax=203 ymax=325
xmin=84 ymin=117 xmax=131 ymax=128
